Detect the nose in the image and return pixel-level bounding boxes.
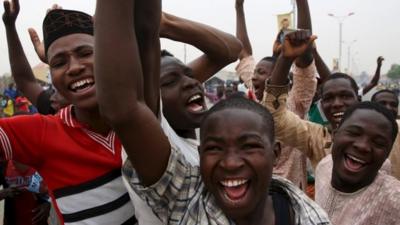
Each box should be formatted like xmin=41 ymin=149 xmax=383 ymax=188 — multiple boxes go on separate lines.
xmin=66 ymin=56 xmax=85 ymax=76
xmin=182 ymin=76 xmax=200 ymax=90
xmin=353 ymin=136 xmax=371 ymax=153
xmin=332 ymin=96 xmax=345 ymax=108
xmin=251 ymin=73 xmax=260 ymax=81
xmin=220 ymin=151 xmax=245 ymax=171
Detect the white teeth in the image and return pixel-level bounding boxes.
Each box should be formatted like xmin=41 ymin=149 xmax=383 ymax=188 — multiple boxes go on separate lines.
xmin=70 ymin=78 xmax=94 ymax=90
xmin=333 ymin=112 xmax=344 ymax=117
xmin=220 ymin=179 xmax=248 ymax=188
xmin=347 ymin=154 xmax=366 ymax=164
xmin=188 ymin=94 xmax=202 ymax=104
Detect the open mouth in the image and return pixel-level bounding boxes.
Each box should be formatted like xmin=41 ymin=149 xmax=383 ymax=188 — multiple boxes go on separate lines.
xmin=220 ymin=179 xmax=250 ymax=203
xmin=186 ymin=93 xmax=206 ymax=113
xmin=344 ymin=153 xmax=367 ymax=172
xmin=69 ymin=78 xmax=95 ymax=93
xmin=332 ymin=112 xmax=344 ymax=124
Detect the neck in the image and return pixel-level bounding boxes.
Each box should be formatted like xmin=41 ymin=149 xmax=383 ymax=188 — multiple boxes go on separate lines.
xmin=331 ymin=170 xmax=378 ymax=193
xmin=74 ymin=106 xmax=111 ymax=135
xmin=234 ymin=195 xmax=275 ymax=225
xmin=175 ymin=128 xmax=197 ymax=140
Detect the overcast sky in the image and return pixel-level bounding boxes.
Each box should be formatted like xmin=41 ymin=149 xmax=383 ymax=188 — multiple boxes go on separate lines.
xmin=0 ymin=0 xmax=399 ymax=77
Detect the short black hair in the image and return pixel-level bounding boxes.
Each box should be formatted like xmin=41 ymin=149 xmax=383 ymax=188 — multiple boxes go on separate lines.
xmin=371 ymin=89 xmax=399 ymax=105
xmin=322 ymin=73 xmax=359 ymax=96
xmin=161 ymin=49 xmax=174 ymax=58
xmin=200 ymin=95 xmax=275 ymax=142
xmin=338 ymin=101 xmax=398 ymax=145
xmin=260 ymin=56 xmax=277 ymax=64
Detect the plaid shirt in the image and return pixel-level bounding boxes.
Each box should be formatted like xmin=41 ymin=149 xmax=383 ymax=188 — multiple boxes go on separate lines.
xmin=124 ymin=145 xmax=331 ymax=225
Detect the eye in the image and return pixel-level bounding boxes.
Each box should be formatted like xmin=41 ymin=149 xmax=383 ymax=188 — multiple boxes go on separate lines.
xmin=203 ymin=145 xmax=223 ymax=152
xmin=242 ymin=143 xmax=263 ymax=150
xmin=161 ymin=74 xmax=180 ymax=87
xmin=257 ymin=70 xmax=265 ymax=75
xmin=341 ymin=93 xmax=353 ymax=99
xmin=322 ymin=95 xmax=333 ymax=103
xmin=50 ymin=58 xmax=67 ymax=69
xmin=345 ymin=129 xmax=360 ymax=137
xmin=79 ymin=48 xmax=93 ymax=57
xmin=372 ymin=138 xmax=388 ymax=148
xmin=184 ymin=69 xmax=194 ymax=78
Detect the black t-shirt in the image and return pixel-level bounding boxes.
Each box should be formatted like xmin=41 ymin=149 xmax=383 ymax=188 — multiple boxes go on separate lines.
xmin=271 ymin=191 xmax=294 ymax=225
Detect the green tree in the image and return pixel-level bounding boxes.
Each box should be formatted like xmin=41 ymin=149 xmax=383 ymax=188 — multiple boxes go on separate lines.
xmin=387 ymin=64 xmax=400 ymax=80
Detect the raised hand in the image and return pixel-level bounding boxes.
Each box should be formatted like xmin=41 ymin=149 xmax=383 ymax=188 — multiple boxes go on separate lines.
xmin=28 ymin=4 xmax=62 ymax=63
xmin=28 ymin=28 xmax=46 ymax=63
xmin=46 ymin=4 xmax=62 ymax=14
xmin=282 ymin=30 xmax=317 ymax=59
xmin=377 ymin=56 xmax=384 ymax=67
xmin=2 ymin=0 xmax=20 ymax=26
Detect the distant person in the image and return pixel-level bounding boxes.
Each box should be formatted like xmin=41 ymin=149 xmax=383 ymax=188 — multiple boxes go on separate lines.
xmin=371 ymin=89 xmax=400 ymax=180
xmin=0 ymin=160 xmax=50 ymax=225
xmin=2 ymin=95 xmax=14 ymax=117
xmin=15 ymin=92 xmax=30 ymax=114
xmin=3 ymin=83 xmax=17 ymax=100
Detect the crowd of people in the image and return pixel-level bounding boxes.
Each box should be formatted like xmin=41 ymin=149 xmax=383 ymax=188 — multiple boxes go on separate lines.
xmin=0 ymin=0 xmax=399 ymax=224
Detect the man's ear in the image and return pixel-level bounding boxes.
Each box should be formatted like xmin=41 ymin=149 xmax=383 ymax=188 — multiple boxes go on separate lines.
xmin=273 ymin=141 xmax=282 ymax=167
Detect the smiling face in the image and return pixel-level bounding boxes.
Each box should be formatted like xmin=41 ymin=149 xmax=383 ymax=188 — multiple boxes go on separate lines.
xmin=372 ymin=91 xmax=399 ymax=118
xmin=321 ymin=78 xmax=359 ymax=129
xmin=160 ymin=56 xmax=207 ymax=131
xmin=331 ymin=109 xmax=393 ymax=192
xmin=252 ymin=60 xmax=274 ymax=101
xmin=199 ymin=108 xmax=278 ymax=220
xmin=47 ymin=33 xmax=96 ymax=111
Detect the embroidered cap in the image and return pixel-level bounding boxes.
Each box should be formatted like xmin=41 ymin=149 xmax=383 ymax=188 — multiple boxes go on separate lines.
xmin=43 ymin=9 xmax=93 ymax=56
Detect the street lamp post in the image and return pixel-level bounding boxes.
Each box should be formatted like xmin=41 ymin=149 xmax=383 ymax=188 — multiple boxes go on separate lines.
xmin=347 ymin=40 xmax=357 ymax=74
xmin=328 ymin=12 xmax=355 ymax=72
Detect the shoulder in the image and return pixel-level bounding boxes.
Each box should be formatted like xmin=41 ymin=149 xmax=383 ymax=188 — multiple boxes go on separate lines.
xmin=316 ymin=155 xmax=332 ymax=173
xmin=379 ymin=174 xmax=400 ymax=203
xmin=271 ymin=176 xmax=331 ymax=225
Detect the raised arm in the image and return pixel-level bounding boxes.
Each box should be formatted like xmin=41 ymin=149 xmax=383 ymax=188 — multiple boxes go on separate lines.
xmin=135 ymin=1 xmax=161 ymax=115
xmin=264 ymin=31 xmax=328 ymax=168
xmin=312 ymin=46 xmax=331 ymax=84
xmin=363 ymin=56 xmax=384 ymax=95
xmin=294 ymin=0 xmax=313 ymax=68
xmin=160 ymin=12 xmax=242 ymax=83
xmin=2 ymin=0 xmax=43 ymax=106
xmin=235 ymin=0 xmax=252 ymax=59
xmin=95 ymin=0 xmax=169 ymax=186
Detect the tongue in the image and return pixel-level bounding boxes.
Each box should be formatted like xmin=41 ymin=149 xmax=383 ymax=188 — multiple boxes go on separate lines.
xmin=345 ymin=156 xmax=364 ymax=171
xmin=187 ymin=103 xmax=203 ymax=112
xmin=224 ymin=183 xmax=248 ymax=200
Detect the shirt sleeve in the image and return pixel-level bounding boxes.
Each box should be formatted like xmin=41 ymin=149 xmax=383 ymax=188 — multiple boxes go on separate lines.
xmin=287 ymin=61 xmax=318 ymax=119
xmin=235 ymin=56 xmax=256 ymax=89
xmin=36 ymin=90 xmax=56 ymax=115
xmin=0 ymin=115 xmax=45 ymax=168
xmin=127 ymin=145 xmax=203 ymax=223
xmin=262 ymin=83 xmax=330 ymax=168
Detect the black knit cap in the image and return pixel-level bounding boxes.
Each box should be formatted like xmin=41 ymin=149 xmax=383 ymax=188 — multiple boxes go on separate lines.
xmin=43 ymin=9 xmax=93 ymax=56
